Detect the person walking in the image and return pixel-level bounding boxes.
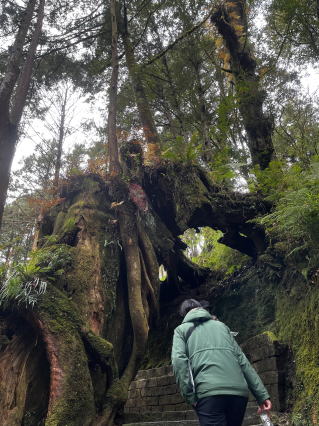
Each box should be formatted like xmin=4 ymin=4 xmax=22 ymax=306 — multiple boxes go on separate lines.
xmin=171 ymin=299 xmax=272 ymax=426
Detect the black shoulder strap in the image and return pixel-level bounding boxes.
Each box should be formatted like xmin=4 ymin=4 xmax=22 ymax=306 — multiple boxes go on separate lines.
xmin=184 ymin=321 xmax=199 ymax=358
xmin=185 ymin=324 xmax=196 ymax=343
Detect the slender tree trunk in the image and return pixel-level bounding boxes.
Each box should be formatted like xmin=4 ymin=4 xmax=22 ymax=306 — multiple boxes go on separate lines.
xmin=53 ymin=87 xmax=67 ymax=188
xmin=0 ymin=0 xmax=37 ymax=109
xmin=192 ymin=56 xmax=212 ymax=162
xmin=10 ymin=0 xmax=46 ymax=125
xmin=150 ymin=15 xmax=186 ymax=139
xmin=122 ymin=6 xmax=161 ymax=165
xmin=107 ymin=0 xmax=121 ymax=176
xmin=0 ymin=121 xmax=17 ymax=230
xmin=0 ymin=0 xmax=45 ymax=230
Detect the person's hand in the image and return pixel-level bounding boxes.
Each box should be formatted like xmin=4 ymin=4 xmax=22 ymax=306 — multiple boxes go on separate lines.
xmin=257 ymin=399 xmax=272 ymax=414
xmin=192 ymin=402 xmax=197 ymax=408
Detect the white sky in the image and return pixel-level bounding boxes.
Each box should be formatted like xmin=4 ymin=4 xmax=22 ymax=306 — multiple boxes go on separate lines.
xmin=12 ymin=92 xmax=105 ymax=172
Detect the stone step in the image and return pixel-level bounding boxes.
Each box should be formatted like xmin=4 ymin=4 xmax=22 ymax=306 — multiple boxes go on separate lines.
xmin=123 ymin=421 xmax=263 ymax=426
xmin=125 ymin=410 xmax=197 ymax=423
xmin=125 ymin=407 xmax=260 ymax=420
xmin=123 ymin=422 xmax=199 ymax=426
xmin=243 ymin=416 xmax=262 ymax=426
xmin=135 ymin=365 xmax=172 ymax=380
xmin=127 ymin=366 xmax=264 ymax=426
xmin=124 ymin=408 xmax=262 ymax=425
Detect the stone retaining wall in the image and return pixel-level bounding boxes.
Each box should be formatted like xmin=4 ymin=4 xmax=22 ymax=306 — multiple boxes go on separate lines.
xmin=242 ymin=333 xmax=290 ymax=411
xmin=125 ymin=365 xmax=187 ymax=414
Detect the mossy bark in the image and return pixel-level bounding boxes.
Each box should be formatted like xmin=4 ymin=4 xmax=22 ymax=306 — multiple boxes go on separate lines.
xmin=36 ymin=287 xmax=95 ymax=426
xmin=211 ymin=0 xmax=274 ymax=170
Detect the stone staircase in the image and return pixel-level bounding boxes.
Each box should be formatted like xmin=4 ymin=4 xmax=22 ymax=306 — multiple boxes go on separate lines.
xmin=123 ymin=333 xmax=289 ymax=426
xmin=123 ymin=365 xmax=262 ymax=426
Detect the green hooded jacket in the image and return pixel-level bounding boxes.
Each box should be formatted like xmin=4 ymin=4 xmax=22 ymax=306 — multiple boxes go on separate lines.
xmin=171 ymin=308 xmax=270 ymax=405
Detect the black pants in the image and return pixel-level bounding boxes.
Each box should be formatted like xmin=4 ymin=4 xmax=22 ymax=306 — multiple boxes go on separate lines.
xmin=195 ymin=395 xmax=248 ymax=426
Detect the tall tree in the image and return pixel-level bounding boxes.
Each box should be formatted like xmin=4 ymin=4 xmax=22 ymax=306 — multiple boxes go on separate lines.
xmin=211 ymin=0 xmax=274 ymax=169
xmin=107 ymin=0 xmax=121 ymax=176
xmin=0 ymin=0 xmax=46 ymax=230
xmin=121 ymin=2 xmax=161 ymax=165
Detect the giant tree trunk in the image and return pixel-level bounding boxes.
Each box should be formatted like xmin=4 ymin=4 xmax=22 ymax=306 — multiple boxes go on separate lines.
xmin=0 ymin=157 xmax=271 ymax=424
xmin=211 ymin=0 xmax=274 ymax=169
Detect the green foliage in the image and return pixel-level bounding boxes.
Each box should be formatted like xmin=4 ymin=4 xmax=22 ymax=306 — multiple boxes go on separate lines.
xmin=0 ymin=262 xmax=49 ymax=308
xmin=63 ymin=217 xmax=78 ymax=232
xmin=161 ymin=132 xmax=203 ymax=164
xmin=0 ymin=245 xmax=73 ymax=308
xmin=182 ymin=227 xmax=249 ymax=275
xmin=0 ymin=197 xmax=36 ymax=265
xmin=272 ymin=95 xmax=319 ymax=166
xmin=266 ymin=0 xmax=319 ymax=64
xmin=208 ymin=147 xmax=236 ymax=184
xmin=215 ymin=95 xmax=236 ymax=138
xmin=250 ymin=160 xmax=288 ymax=200
xmin=32 ymin=244 xmax=73 ymax=275
xmin=253 ymin=161 xmax=319 ymax=268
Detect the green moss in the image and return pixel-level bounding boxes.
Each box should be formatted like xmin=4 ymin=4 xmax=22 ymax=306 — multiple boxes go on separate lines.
xmin=38 ymin=287 xmax=95 ymax=425
xmin=81 ymin=177 xmax=101 ymax=193
xmin=275 ymin=279 xmax=319 ymax=422
xmin=104 ymin=378 xmax=129 ymax=407
xmin=212 ymin=268 xmax=277 ymax=343
xmin=86 ymin=331 xmax=114 ymax=363
xmin=64 ymin=246 xmax=96 ymax=318
xmin=38 ymin=287 xmax=81 ymax=332
xmin=62 ymin=217 xmax=77 ymax=233
xmin=52 ymin=211 xmax=66 ymax=235
xmin=262 ymin=331 xmax=278 ymax=342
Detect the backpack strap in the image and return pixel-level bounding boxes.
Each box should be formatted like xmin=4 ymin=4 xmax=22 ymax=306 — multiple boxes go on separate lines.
xmin=183 ymin=322 xmax=199 ymax=396
xmin=185 ymin=324 xmax=196 ymax=344
xmin=184 ymin=321 xmax=198 ymax=358
xmin=184 ymin=317 xmax=211 ymax=356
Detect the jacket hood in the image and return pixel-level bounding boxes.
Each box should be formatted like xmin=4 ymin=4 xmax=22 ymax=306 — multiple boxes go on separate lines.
xmin=182 ymin=308 xmax=212 ymax=323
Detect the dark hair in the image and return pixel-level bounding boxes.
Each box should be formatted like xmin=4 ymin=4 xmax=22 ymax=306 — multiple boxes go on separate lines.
xmin=179 ymin=299 xmax=202 ymax=317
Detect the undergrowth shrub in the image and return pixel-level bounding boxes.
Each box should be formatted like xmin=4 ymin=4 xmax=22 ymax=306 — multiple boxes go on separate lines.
xmin=0 ymin=244 xmax=73 ymax=307
xmin=252 ymin=160 xmax=319 ymax=275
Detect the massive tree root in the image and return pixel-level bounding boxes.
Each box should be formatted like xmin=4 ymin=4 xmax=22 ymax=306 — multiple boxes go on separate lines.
xmin=0 ymin=160 xmax=270 ymax=425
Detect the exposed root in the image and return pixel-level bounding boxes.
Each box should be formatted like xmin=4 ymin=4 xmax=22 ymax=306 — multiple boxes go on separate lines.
xmin=138 ymin=224 xmax=160 ymax=301
xmin=96 ymin=202 xmax=151 ymax=425
xmin=139 ymin=247 xmax=158 ymax=323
